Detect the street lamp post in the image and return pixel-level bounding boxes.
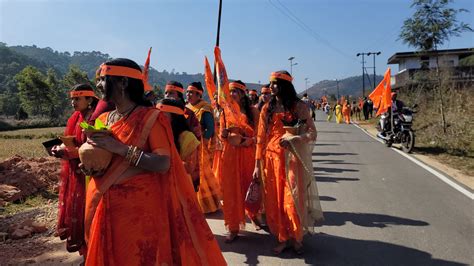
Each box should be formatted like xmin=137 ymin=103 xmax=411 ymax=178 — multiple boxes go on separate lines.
xmin=367 ymin=52 xmax=381 ymax=90
xmin=288 ymin=56 xmax=298 ymax=76
xmin=356 ymin=53 xmax=368 ymax=97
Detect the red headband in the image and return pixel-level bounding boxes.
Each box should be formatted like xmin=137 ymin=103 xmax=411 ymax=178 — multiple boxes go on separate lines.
xmin=165 ymin=85 xmax=184 ymax=94
xmin=99 ymin=64 xmax=143 ymax=80
xmin=70 ymin=91 xmax=96 ymax=98
xmin=187 ymin=86 xmax=202 ymax=94
xmin=156 ymin=103 xmax=185 ymax=115
xmin=229 ymin=82 xmax=246 ymax=92
xmin=270 ymin=72 xmax=293 ymax=82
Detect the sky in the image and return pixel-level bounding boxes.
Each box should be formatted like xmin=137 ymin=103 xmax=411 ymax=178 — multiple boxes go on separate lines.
xmin=1 ymin=0 xmax=473 ymax=92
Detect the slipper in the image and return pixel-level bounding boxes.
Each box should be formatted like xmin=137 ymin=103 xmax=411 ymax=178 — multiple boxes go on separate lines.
xmin=272 ymin=242 xmax=289 ymax=255
xmin=224 ymin=233 xmax=239 ymax=243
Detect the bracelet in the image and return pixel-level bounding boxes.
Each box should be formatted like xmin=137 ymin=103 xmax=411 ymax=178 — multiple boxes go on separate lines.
xmin=125 ymin=145 xmax=134 ymax=161
xmin=135 ymin=151 xmax=144 ymax=167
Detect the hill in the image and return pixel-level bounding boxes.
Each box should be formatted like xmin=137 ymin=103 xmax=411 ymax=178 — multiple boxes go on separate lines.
xmin=306 ymin=74 xmax=383 ymax=100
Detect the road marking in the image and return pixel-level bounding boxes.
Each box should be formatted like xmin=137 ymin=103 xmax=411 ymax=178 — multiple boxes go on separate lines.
xmin=352 ymin=123 xmax=474 ymax=200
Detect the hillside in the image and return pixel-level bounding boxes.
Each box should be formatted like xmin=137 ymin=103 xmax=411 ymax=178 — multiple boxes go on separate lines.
xmin=306 ymin=74 xmax=383 ymax=99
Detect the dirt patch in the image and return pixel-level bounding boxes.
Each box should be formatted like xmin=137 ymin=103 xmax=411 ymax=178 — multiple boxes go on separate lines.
xmin=0 ymin=200 xmax=81 ymax=265
xmin=0 ymin=155 xmax=60 ymax=205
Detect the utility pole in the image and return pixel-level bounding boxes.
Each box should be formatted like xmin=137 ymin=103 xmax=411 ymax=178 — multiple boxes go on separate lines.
xmin=213 ymin=0 xmax=223 ymax=83
xmin=336 ymin=79 xmax=340 ymax=99
xmin=367 ymin=52 xmax=381 ymax=90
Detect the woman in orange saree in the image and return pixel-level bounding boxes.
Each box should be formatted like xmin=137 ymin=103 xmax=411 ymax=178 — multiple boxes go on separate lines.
xmin=254 ymin=71 xmax=324 ymax=255
xmin=84 ymin=58 xmax=226 ymax=266
xmin=217 ymin=81 xmax=260 ymax=242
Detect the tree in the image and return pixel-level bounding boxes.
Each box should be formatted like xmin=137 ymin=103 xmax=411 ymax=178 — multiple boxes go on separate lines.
xmin=15 ymin=66 xmax=51 ymax=116
xmin=62 ymin=64 xmax=91 ymax=89
xmin=400 ymin=0 xmax=472 ymax=51
xmin=399 ymin=0 xmax=473 ymax=133
xmin=45 ymin=68 xmax=68 ymax=119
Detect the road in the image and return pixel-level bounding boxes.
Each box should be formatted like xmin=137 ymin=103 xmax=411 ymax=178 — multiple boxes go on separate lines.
xmin=207 ymin=111 xmax=474 ymax=265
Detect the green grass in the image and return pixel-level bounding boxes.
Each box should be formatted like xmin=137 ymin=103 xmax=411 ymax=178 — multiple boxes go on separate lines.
xmin=3 ymin=192 xmax=57 ymax=216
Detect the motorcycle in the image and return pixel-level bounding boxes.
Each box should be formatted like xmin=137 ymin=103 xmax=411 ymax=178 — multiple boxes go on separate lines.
xmin=377 ymin=105 xmax=417 ymax=153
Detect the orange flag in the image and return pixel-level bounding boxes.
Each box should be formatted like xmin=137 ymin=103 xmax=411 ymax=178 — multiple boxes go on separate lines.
xmin=143 ymin=47 xmax=152 ymax=91
xmin=214 ymin=46 xmax=245 ymax=129
xmin=204 ymin=56 xmax=216 ymax=105
xmin=369 ymin=68 xmax=391 ymax=116
xmin=376 ymin=68 xmax=392 ymax=116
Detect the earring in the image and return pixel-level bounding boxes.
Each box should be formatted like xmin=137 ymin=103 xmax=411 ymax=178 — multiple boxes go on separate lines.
xmin=88 ymin=103 xmax=92 ymax=109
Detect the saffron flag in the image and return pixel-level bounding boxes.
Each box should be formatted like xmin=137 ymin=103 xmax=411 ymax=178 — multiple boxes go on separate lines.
xmin=214 ymin=46 xmax=245 ymax=130
xmin=143 ymin=47 xmax=152 ymax=91
xmin=369 ymin=68 xmax=391 ymax=116
xmin=204 ymin=57 xmax=216 ymax=105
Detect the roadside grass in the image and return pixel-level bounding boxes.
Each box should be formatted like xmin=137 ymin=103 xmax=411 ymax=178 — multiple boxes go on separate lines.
xmin=2 ymin=192 xmax=57 ymax=216
xmin=0 ymin=127 xmax=64 ymax=160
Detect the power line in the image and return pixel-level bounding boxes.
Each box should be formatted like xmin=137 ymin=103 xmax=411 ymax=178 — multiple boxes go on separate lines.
xmin=268 ymin=0 xmax=358 ymax=63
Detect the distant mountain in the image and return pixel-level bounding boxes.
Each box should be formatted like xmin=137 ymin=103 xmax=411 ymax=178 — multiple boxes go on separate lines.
xmin=306 ymin=74 xmax=384 ymax=99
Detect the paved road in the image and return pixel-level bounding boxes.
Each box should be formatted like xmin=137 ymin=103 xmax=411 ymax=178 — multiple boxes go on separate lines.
xmin=209 ymin=111 xmax=473 ymax=265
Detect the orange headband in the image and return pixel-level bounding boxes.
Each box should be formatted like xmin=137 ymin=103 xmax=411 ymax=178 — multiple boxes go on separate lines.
xmin=249 ymin=90 xmax=257 ymax=96
xmin=187 ymin=86 xmax=202 ymax=94
xmin=229 ymin=82 xmax=246 ymax=92
xmin=156 ymin=103 xmax=185 ymax=115
xmin=261 ymin=87 xmax=271 ymax=94
xmin=270 ymin=72 xmax=293 ymax=82
xmin=99 ymin=64 xmax=143 ymax=80
xmin=165 ymin=85 xmax=184 ymax=94
xmin=70 ymin=91 xmax=96 ymax=98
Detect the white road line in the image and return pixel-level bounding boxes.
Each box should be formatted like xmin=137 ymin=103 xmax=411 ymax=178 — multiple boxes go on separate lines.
xmin=352 ymin=123 xmax=474 ymax=200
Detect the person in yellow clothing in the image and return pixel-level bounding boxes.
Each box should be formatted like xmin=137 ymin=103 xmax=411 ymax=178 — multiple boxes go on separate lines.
xmin=335 ymin=101 xmax=343 ymax=124
xmin=186 ymin=82 xmax=222 ymax=213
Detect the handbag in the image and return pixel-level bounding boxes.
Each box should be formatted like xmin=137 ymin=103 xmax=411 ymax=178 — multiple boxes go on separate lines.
xmin=245 ymin=179 xmax=261 ymax=214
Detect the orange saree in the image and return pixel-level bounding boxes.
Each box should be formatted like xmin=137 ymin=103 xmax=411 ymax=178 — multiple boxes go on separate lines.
xmin=218 ymin=111 xmax=258 ymax=233
xmin=256 ymin=104 xmax=324 ymax=243
xmin=84 ymin=107 xmax=226 ymax=266
xmin=187 ymin=101 xmax=221 ymax=213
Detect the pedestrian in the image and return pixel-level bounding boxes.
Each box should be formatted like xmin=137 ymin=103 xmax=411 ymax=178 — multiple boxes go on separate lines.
xmin=335 ymin=100 xmax=343 ymax=124
xmin=257 ymin=84 xmax=271 ymax=111
xmin=217 ymin=80 xmax=262 ymax=242
xmin=342 ymin=100 xmax=351 ymax=124
xmin=186 ymin=81 xmax=222 ymax=213
xmin=84 ymin=58 xmax=226 ymax=265
xmin=52 ymin=84 xmax=102 ymax=256
xmin=157 ymin=98 xmax=201 ymax=191
xmin=253 ymin=70 xmax=324 ymax=255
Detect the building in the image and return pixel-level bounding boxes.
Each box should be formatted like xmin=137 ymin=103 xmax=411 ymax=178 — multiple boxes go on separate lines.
xmin=387 ymin=48 xmax=474 ymax=89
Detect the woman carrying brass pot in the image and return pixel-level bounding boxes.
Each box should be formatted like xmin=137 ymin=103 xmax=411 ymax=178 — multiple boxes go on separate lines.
xmin=83 ymin=58 xmax=225 ymax=266
xmin=253 ymin=71 xmax=324 ymax=255
xmin=51 ymin=83 xmax=99 ymax=255
xmin=217 ymin=80 xmax=261 ymax=243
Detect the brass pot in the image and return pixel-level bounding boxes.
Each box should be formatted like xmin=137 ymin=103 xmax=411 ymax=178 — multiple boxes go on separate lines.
xmin=283 ymin=126 xmax=299 ymax=135
xmin=227 ymin=126 xmax=242 ymax=146
xmin=78 ymin=142 xmax=113 ymax=174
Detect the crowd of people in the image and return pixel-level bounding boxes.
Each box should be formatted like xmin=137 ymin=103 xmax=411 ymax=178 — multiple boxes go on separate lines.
xmin=321 ymin=97 xmax=376 ymax=124
xmin=50 ymin=57 xmax=324 ymax=265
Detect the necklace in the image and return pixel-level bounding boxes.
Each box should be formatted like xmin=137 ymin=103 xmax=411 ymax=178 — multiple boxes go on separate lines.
xmin=108 ymin=104 xmax=138 ymax=126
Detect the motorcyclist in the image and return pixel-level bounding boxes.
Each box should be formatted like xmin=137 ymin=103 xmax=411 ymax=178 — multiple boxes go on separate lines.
xmin=380 ymin=92 xmax=405 ymax=136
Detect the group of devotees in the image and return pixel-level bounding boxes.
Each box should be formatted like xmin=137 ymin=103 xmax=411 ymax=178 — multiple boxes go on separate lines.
xmin=50 ymin=57 xmax=324 ymax=265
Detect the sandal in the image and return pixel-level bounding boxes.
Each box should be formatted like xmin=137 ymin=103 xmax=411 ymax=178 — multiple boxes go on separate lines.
xmin=224 ymin=232 xmax=239 ymax=243
xmin=272 ymin=241 xmax=289 ymax=255
xmin=293 ymin=242 xmax=304 ymax=255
